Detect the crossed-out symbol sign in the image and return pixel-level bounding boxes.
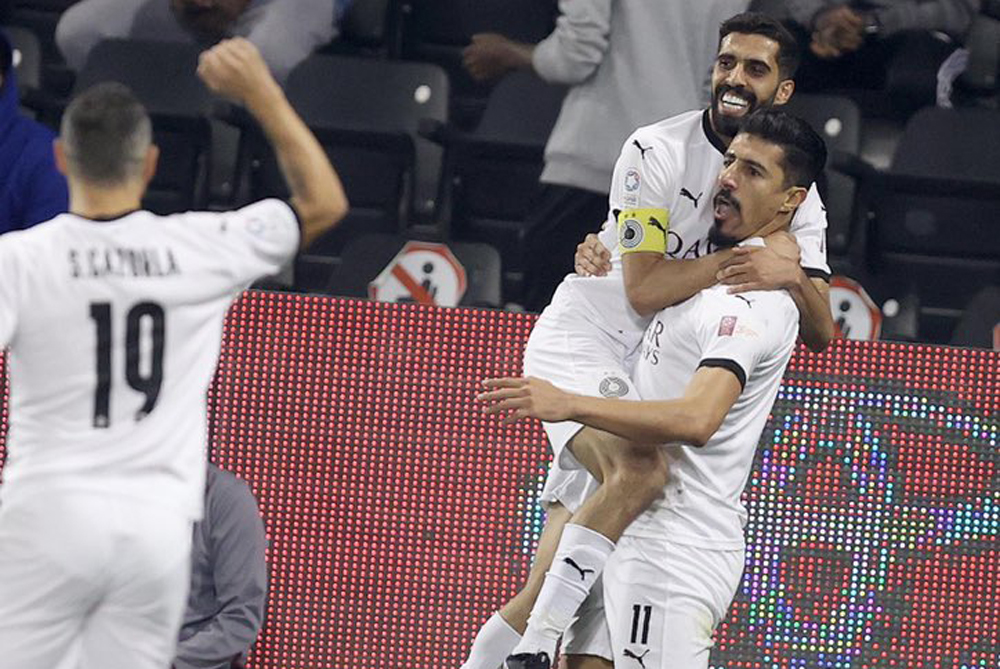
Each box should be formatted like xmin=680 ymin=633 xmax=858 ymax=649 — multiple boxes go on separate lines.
xmin=369 ymin=241 xmax=468 ymax=307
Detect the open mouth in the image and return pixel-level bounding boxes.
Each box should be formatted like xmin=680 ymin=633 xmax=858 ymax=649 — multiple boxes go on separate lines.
xmin=717 ymin=89 xmax=754 ymax=116
xmin=714 ymin=193 xmax=740 ymax=220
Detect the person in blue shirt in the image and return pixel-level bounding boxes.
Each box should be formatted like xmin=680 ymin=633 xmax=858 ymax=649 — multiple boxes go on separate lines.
xmin=0 ymin=29 xmax=69 ymax=233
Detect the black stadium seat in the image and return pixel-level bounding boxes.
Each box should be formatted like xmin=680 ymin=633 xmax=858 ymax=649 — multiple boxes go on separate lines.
xmin=400 ymin=0 xmax=557 ymax=126
xmin=241 ymin=55 xmax=449 ymax=262
xmin=783 ymin=93 xmax=863 ymax=256
xmin=858 ymin=107 xmax=1000 ymax=342
xmin=425 ymin=70 xmax=566 ymax=302
xmin=73 ymin=39 xmax=215 ymax=215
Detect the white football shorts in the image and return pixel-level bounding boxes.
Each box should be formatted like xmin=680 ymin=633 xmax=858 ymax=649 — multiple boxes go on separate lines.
xmin=0 ymin=490 xmax=193 ymax=669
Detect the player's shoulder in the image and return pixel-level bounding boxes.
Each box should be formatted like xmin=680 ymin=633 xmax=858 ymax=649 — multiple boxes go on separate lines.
xmin=700 ymin=284 xmax=796 ymax=329
xmin=631 ymin=109 xmax=704 ymax=151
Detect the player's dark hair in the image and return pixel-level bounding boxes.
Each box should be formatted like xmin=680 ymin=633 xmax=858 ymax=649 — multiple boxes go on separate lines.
xmin=61 ymin=82 xmax=152 ymax=185
xmin=719 ymin=12 xmax=801 ymax=79
xmin=738 ymin=110 xmax=827 ymax=189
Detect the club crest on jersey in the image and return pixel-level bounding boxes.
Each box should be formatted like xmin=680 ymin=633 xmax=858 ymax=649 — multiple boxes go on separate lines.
xmin=599 ymin=376 xmax=630 ymax=398
xmin=718 ymin=315 xmax=738 ymax=336
xmin=624 ymin=169 xmax=641 ymax=192
xmin=620 ymin=219 xmax=645 ymax=249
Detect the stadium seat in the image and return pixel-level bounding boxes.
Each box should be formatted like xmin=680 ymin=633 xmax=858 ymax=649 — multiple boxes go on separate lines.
xmin=425 ymin=70 xmax=565 ymax=302
xmin=4 ymin=0 xmax=79 ymax=97
xmin=857 ymin=107 xmax=1000 ymax=342
xmin=400 ymin=0 xmax=557 ymax=126
xmin=320 ymin=232 xmax=502 ymax=308
xmin=325 ymin=0 xmax=402 ymax=57
xmin=241 ymin=55 xmax=449 ymax=258
xmin=3 ymin=24 xmax=41 ymax=92
xmin=783 ymin=93 xmax=863 ymax=256
xmin=74 ymin=39 xmax=215 ymax=215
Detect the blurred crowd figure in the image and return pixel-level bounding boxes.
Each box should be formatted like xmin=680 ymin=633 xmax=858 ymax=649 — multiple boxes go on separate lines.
xmin=56 ymin=0 xmax=347 ymax=84
xmin=751 ymin=0 xmax=980 ymax=115
xmin=462 ymin=0 xmax=752 ymax=312
xmin=174 ymin=465 xmax=268 ymax=669
xmin=0 ymin=28 xmax=68 ymax=234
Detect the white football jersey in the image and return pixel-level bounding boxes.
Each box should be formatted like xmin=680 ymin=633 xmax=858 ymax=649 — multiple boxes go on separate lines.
xmin=626 ymin=276 xmax=799 ymax=549
xmin=562 ymin=109 xmax=830 ymax=352
xmin=0 ymin=199 xmax=299 ymax=520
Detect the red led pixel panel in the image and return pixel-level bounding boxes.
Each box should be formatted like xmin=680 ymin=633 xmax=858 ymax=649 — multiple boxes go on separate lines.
xmin=0 ymin=292 xmax=996 ymax=668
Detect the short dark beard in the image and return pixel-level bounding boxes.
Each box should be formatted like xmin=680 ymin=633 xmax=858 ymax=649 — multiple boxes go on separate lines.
xmin=710 ymin=85 xmax=773 ymax=139
xmin=709 ymin=225 xmax=740 ymax=248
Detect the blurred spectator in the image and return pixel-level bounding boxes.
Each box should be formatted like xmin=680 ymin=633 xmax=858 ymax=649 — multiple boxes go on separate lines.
xmin=57 ymin=0 xmax=345 ymax=84
xmin=173 ymin=464 xmax=268 ymax=669
xmin=462 ymin=0 xmax=750 ymax=311
xmin=760 ymin=0 xmax=979 ymax=116
xmin=0 ymin=29 xmax=69 ymax=234
xmin=938 ymin=0 xmax=1000 ymax=107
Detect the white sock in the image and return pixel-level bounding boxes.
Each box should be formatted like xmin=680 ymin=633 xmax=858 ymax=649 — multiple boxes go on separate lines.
xmin=511 ymin=524 xmax=616 ymax=660
xmin=461 ymin=612 xmax=522 ymax=669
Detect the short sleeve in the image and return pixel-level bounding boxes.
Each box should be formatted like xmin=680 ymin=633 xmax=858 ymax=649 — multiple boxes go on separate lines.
xmin=0 ymin=238 xmax=21 ymax=347
xmin=608 ymin=129 xmax=678 ymax=216
xmin=215 ymin=199 xmax=300 ymax=286
xmin=695 ymin=295 xmax=774 ymax=391
xmin=790 ymin=184 xmax=831 ymax=280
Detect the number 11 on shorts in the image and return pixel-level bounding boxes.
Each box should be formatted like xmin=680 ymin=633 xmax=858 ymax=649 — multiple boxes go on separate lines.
xmin=631 ymin=604 xmax=652 ymax=645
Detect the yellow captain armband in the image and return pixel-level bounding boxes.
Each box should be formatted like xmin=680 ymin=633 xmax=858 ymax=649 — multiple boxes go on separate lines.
xmin=617 ymin=208 xmax=670 ymax=255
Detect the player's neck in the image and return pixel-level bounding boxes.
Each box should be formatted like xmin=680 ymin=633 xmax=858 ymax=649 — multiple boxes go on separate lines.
xmin=68 ymin=182 xmax=144 ymax=220
xmin=751 ymin=210 xmax=792 ymax=240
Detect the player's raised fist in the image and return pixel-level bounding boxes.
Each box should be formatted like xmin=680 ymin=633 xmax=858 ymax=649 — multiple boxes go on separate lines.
xmin=197 ymin=37 xmax=277 ymax=106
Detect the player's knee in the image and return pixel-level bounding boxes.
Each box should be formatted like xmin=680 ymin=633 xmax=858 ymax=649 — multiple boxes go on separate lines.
xmin=607 ymin=449 xmax=668 ymax=511
xmin=603 ymin=468 xmax=659 ymax=514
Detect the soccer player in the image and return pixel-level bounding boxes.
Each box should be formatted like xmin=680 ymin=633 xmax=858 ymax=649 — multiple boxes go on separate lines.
xmin=459 ymin=12 xmax=832 ymax=669
xmin=481 ymin=109 xmax=828 ymax=669
xmin=0 ymin=38 xmax=346 ymax=669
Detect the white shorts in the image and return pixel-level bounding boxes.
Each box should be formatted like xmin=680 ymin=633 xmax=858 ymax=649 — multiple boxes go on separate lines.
xmin=524 ymin=283 xmax=640 ymax=476
xmin=602 ymin=536 xmax=745 ymax=669
xmin=0 ymin=490 xmax=193 ymax=669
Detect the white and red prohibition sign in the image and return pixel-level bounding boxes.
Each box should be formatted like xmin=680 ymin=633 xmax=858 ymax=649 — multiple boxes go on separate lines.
xmin=369 ymin=241 xmax=468 ymax=307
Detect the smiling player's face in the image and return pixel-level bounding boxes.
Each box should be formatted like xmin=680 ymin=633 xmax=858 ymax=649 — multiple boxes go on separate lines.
xmin=710 ymin=33 xmax=793 ymax=139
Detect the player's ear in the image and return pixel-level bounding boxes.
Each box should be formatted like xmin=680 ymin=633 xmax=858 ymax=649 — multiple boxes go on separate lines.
xmin=142 ymin=144 xmax=160 ymax=187
xmin=779 ymin=185 xmax=808 ymax=213
xmin=53 ymin=139 xmax=70 ymax=177
xmin=774 ymin=79 xmax=795 ymax=106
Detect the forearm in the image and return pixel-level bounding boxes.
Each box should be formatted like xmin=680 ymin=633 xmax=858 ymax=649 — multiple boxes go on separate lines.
xmin=174 ymin=609 xmax=262 ymax=669
xmin=568 ymin=395 xmax=710 ymax=445
xmin=624 ymin=251 xmax=733 ymax=316
xmin=789 ymin=273 xmax=834 ymax=352
xmin=874 ymin=0 xmax=977 ymax=37
xmin=245 ymin=84 xmax=348 ymax=249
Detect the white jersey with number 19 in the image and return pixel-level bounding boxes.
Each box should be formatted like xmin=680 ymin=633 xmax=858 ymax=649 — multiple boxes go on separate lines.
xmin=0 ymin=199 xmax=299 ymax=520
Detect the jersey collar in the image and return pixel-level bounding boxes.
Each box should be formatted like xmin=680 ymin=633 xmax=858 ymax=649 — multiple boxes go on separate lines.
xmin=701 ymin=109 xmax=729 ymax=156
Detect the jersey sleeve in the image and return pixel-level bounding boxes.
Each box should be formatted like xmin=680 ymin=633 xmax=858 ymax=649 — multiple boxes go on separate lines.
xmin=214 ymin=199 xmax=301 ymax=286
xmin=0 ymin=238 xmax=21 ymax=347
xmin=608 ymin=130 xmax=678 ymax=214
xmin=789 ymin=184 xmax=831 ymax=281
xmin=695 ymin=295 xmax=776 ymax=391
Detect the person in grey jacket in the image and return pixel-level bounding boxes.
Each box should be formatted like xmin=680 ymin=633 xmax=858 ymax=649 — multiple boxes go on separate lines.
xmin=463 ymin=0 xmax=750 ymax=311
xmin=173 ymin=464 xmax=268 ymax=669
xmin=754 ymin=0 xmax=979 ymax=115
xmin=56 ymin=0 xmax=342 ymax=84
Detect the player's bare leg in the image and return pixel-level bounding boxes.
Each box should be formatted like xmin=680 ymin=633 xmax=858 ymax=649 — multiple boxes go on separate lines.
xmin=461 ymin=503 xmax=573 ymax=669
xmin=510 ymin=428 xmax=668 ymax=664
